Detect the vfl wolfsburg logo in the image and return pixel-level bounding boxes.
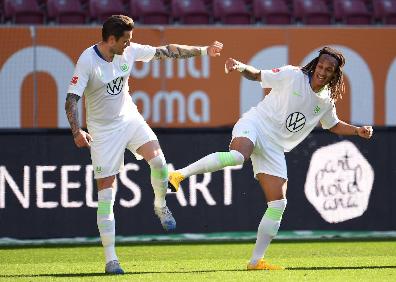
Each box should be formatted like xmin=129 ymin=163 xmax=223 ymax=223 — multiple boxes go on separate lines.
xmin=95 ymin=166 xmax=103 ymax=174
xmin=120 ymin=63 xmax=129 ymax=72
xmin=106 ymin=77 xmax=124 ymax=95
xmin=286 ymin=112 xmax=306 ymax=133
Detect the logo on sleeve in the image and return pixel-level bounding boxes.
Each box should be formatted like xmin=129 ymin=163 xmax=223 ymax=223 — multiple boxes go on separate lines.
xmin=286 ymin=112 xmax=306 ymax=133
xmin=314 ymin=105 xmax=321 ymax=114
xmin=120 ymin=63 xmax=129 ymax=72
xmin=70 ymin=76 xmax=79 ymax=85
xmin=106 ymin=77 xmax=124 ymax=95
xmin=272 ymin=68 xmax=280 ymax=73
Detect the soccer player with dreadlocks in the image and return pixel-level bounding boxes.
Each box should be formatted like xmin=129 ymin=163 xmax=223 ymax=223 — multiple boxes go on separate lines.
xmin=168 ymin=46 xmax=373 ymax=270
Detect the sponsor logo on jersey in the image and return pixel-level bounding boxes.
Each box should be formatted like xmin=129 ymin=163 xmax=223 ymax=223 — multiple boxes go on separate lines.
xmin=314 ymin=105 xmax=321 ymax=114
xmin=70 ymin=76 xmax=78 ymax=85
xmin=106 ymin=77 xmax=124 ymax=95
xmin=120 ymin=63 xmax=129 ymax=72
xmin=286 ymin=112 xmax=306 ymax=133
xmin=272 ymin=68 xmax=280 ymax=73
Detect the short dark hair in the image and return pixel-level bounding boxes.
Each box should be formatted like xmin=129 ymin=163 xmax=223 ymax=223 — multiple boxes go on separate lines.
xmin=301 ymin=46 xmax=346 ymax=102
xmin=102 ymin=15 xmax=134 ymax=41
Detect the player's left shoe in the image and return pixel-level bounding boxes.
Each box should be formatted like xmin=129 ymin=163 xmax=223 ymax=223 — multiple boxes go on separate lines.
xmin=247 ymin=259 xmax=285 ymax=270
xmin=168 ymin=171 xmax=185 ymax=192
xmin=154 ymin=206 xmax=176 ymax=231
xmin=105 ymin=260 xmax=125 ymax=275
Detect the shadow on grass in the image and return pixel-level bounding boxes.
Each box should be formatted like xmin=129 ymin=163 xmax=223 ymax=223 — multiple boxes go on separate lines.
xmin=1 ymin=265 xmax=396 ymax=278
xmin=0 ymin=270 xmax=238 ymax=278
xmin=288 ymin=265 xmax=396 ymax=271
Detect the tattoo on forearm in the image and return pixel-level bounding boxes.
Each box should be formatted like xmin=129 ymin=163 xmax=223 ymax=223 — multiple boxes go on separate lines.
xmin=65 ymin=93 xmax=81 ymax=136
xmin=154 ymin=45 xmax=200 ymax=60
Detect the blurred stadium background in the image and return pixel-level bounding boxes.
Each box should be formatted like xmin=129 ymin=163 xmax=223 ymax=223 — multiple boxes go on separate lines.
xmin=0 ymin=0 xmax=396 ymax=246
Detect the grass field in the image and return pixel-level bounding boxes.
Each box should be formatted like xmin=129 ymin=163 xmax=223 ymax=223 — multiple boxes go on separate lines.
xmin=0 ymin=240 xmax=395 ymax=281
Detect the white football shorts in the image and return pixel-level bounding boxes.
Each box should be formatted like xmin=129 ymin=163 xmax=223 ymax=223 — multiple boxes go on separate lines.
xmin=231 ymin=114 xmax=287 ymax=180
xmin=90 ymin=115 xmax=157 ymax=179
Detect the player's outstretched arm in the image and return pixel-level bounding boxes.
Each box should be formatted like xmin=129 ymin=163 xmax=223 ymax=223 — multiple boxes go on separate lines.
xmin=224 ymin=58 xmax=261 ymax=81
xmin=65 ymin=93 xmax=92 ymax=148
xmin=153 ymin=41 xmax=223 ymax=60
xmin=328 ymin=121 xmax=373 ymax=139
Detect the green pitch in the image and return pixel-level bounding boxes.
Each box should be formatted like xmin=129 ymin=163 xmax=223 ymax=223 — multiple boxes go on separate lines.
xmin=0 ymin=240 xmax=395 ymax=281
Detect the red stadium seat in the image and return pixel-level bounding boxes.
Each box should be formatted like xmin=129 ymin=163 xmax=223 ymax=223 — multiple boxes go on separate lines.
xmin=4 ymin=0 xmax=45 ymax=24
xmin=0 ymin=0 xmax=4 ymax=22
xmin=129 ymin=0 xmax=170 ymax=24
xmin=333 ymin=0 xmax=372 ymax=24
xmin=47 ymin=0 xmax=86 ymax=24
xmin=79 ymin=0 xmax=90 ymax=6
xmin=293 ymin=0 xmax=331 ymax=25
xmin=89 ymin=0 xmax=125 ymax=23
xmin=373 ymin=0 xmax=396 ymax=24
xmin=213 ymin=0 xmax=251 ymax=24
xmin=172 ymin=0 xmax=210 ymax=24
xmin=253 ymin=0 xmax=291 ymax=25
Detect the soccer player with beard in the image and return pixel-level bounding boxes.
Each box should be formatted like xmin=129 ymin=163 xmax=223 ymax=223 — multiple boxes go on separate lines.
xmin=65 ymin=15 xmax=223 ymax=274
xmin=168 ymin=47 xmax=373 ymax=270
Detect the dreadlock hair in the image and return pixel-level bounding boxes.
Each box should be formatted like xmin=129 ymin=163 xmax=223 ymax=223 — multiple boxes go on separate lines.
xmin=301 ymin=46 xmax=345 ymax=102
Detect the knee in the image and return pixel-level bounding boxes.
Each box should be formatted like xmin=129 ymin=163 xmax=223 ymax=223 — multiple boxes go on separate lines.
xmin=97 ymin=176 xmax=116 ymax=190
xmin=149 ymin=154 xmax=167 ymax=169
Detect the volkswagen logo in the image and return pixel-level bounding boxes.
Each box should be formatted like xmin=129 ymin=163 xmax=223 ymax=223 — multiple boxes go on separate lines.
xmin=286 ymin=112 xmax=306 ymax=133
xmin=106 ymin=77 xmax=124 ymax=95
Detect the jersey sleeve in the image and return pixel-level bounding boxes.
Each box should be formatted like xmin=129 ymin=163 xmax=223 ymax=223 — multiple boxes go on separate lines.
xmin=260 ymin=65 xmax=299 ymax=89
xmin=67 ymin=52 xmax=91 ymax=97
xmin=320 ymin=103 xmax=340 ymax=129
xmin=128 ymin=43 xmax=156 ymax=62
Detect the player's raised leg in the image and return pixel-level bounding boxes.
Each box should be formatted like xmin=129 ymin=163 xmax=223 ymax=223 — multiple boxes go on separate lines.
xmin=97 ymin=177 xmax=124 ymax=275
xmin=247 ymin=173 xmax=287 ymax=271
xmin=137 ymin=140 xmax=176 ymax=231
xmin=168 ymin=136 xmax=252 ymax=192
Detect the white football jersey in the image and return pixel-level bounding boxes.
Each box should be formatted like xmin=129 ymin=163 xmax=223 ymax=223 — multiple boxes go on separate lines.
xmin=248 ymin=65 xmax=339 ymax=152
xmin=67 ymin=43 xmax=156 ymax=134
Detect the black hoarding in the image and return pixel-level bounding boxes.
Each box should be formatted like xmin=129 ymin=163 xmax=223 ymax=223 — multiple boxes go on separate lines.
xmin=0 ymin=128 xmax=394 ymax=239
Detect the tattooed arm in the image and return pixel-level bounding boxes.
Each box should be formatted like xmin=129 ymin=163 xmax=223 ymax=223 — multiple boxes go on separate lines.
xmin=224 ymin=58 xmax=261 ymax=81
xmin=65 ymin=93 xmax=92 ymax=148
xmin=65 ymin=93 xmax=81 ymax=136
xmin=152 ymin=41 xmax=223 ymax=60
xmin=153 ymin=44 xmax=201 ymax=60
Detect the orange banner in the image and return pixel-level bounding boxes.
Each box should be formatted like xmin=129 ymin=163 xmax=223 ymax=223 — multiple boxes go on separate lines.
xmin=0 ymin=27 xmax=395 ymax=128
